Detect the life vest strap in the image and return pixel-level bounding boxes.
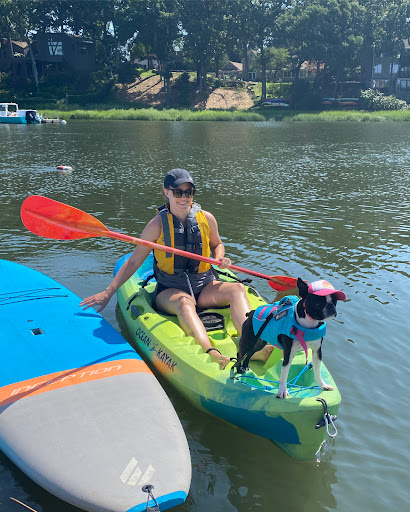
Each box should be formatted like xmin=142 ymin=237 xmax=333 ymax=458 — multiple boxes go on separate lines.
xmin=290 ymin=327 xmax=309 ymax=365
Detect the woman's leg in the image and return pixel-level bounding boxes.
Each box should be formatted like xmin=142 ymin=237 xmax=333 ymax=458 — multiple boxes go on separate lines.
xmin=198 ymin=281 xmax=272 ymax=361
xmin=197 ymin=281 xmax=250 ymax=335
xmin=156 ymin=288 xmax=230 ymax=369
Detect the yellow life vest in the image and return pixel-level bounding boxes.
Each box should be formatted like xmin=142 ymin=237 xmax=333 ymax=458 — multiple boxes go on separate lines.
xmin=154 ymin=203 xmax=211 ymax=275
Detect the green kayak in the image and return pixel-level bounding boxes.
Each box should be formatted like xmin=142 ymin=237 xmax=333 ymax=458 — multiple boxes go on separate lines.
xmin=115 ymin=253 xmax=341 ymax=460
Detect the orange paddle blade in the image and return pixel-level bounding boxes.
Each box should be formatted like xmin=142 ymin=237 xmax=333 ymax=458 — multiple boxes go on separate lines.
xmin=21 ymin=195 xmax=109 ymax=240
xmin=267 ymin=277 xmax=298 ymax=291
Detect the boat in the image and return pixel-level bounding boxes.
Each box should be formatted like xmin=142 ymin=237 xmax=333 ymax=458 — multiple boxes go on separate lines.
xmin=263 ymin=98 xmax=290 ymax=108
xmin=0 ymin=102 xmax=41 ymax=124
xmin=0 ymin=260 xmax=191 ymax=512
xmin=321 ymin=97 xmax=336 ymax=107
xmin=336 ymin=97 xmax=359 ymax=107
xmin=115 ymin=253 xmax=341 ymax=461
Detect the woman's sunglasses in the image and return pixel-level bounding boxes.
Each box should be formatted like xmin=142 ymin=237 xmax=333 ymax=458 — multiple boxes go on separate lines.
xmin=169 ymin=188 xmax=195 ymax=198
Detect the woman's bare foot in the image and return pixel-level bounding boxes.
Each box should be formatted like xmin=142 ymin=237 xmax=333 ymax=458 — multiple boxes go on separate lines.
xmin=206 ymin=347 xmax=231 ymax=369
xmin=250 ymin=344 xmax=274 ymax=361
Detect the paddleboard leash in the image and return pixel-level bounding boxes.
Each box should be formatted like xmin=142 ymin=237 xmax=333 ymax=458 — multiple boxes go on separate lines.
xmin=142 ymin=484 xmax=160 ymax=511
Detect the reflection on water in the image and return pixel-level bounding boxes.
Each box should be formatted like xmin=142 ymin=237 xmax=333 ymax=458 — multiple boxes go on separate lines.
xmin=0 ymin=120 xmax=409 ymax=512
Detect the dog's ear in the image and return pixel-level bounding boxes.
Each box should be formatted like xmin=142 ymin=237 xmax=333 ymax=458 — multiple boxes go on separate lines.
xmin=297 ymin=278 xmax=309 ymax=298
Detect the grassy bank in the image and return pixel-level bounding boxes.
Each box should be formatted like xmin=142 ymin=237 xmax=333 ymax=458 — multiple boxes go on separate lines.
xmin=285 ymin=110 xmax=410 ymax=122
xmin=41 ymin=107 xmax=265 ymax=122
xmin=41 ymin=106 xmax=410 ymax=122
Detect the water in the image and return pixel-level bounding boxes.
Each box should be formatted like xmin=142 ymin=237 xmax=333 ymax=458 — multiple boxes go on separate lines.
xmin=0 ymin=120 xmax=409 ymax=511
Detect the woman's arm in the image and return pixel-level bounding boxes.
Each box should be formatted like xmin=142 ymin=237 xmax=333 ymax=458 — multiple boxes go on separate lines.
xmin=79 ymin=216 xmax=161 ymax=311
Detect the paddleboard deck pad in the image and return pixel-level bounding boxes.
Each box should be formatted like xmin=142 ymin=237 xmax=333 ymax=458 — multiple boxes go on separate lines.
xmin=0 ymin=260 xmax=191 ymax=512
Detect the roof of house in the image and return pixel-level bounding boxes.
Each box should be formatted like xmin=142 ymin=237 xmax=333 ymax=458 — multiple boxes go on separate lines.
xmin=222 ymin=61 xmax=243 ymax=71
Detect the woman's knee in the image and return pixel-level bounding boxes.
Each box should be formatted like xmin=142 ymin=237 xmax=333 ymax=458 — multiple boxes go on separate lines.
xmin=176 ymin=295 xmax=196 ymax=316
xmin=229 ymin=282 xmax=247 ymax=298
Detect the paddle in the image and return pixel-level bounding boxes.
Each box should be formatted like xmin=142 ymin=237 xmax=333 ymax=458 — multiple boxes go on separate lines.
xmin=20 ymin=195 xmax=298 ymax=291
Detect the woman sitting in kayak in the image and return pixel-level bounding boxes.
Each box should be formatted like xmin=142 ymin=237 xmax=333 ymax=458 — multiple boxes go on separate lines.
xmin=80 ymin=168 xmax=251 ymax=369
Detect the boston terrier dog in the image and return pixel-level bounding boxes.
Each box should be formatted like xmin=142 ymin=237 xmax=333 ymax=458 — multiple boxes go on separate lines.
xmin=235 ymin=279 xmax=346 ymax=398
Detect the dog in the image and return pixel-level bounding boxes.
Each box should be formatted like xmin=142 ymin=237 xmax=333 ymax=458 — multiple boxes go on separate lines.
xmin=235 ymin=278 xmax=346 ymax=398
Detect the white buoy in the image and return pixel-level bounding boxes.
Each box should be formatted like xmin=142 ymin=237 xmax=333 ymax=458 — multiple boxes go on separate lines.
xmin=56 ymin=165 xmax=72 ymax=173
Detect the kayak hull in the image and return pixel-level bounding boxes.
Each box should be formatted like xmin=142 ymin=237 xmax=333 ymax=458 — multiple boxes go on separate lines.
xmin=115 ymin=253 xmax=341 ymax=461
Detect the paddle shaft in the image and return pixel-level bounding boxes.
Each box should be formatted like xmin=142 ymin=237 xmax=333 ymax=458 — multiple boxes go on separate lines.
xmin=105 ymin=230 xmax=285 ymax=284
xmin=20 ymin=195 xmax=298 ymax=290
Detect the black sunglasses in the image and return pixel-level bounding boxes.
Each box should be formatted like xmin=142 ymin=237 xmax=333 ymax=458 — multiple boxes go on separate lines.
xmin=169 ymin=187 xmax=195 ymax=198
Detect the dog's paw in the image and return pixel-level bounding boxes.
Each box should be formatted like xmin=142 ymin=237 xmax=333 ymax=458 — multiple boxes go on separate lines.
xmin=276 ymin=388 xmax=289 ymax=399
xmin=320 ymin=384 xmax=334 ymax=391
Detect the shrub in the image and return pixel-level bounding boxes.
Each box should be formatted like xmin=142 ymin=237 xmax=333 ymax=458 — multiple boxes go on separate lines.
xmin=360 ymin=88 xmax=409 ymax=111
xmin=173 ymin=72 xmax=192 ymax=106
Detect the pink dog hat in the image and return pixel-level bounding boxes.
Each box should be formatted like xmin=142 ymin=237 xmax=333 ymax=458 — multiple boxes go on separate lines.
xmin=308 ymin=280 xmax=346 ymax=301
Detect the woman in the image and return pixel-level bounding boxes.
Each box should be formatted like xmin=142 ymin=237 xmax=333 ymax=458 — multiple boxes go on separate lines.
xmin=80 ymin=168 xmax=251 ymax=369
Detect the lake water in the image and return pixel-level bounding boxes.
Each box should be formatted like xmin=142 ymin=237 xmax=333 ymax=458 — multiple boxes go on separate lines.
xmin=0 ymin=119 xmax=409 ymax=512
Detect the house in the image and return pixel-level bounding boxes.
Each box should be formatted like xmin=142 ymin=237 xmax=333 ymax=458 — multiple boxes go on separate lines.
xmin=396 ymin=39 xmax=410 ymax=100
xmin=0 ymin=33 xmax=96 ymax=83
xmin=0 ymin=39 xmax=30 ymax=77
xmin=220 ymin=50 xmax=320 ymax=83
xmin=135 ymin=55 xmax=159 ymax=70
xmin=220 ymin=61 xmax=243 ymax=79
xmin=34 ymin=33 xmax=95 ymax=78
xmin=361 ymin=39 xmax=410 ymax=100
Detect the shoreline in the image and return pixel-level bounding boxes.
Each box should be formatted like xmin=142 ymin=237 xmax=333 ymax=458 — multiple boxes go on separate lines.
xmin=40 ymin=107 xmax=410 ymax=122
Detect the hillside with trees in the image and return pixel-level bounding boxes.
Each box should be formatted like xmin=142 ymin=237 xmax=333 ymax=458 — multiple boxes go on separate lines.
xmin=0 ymin=0 xmax=409 ymax=109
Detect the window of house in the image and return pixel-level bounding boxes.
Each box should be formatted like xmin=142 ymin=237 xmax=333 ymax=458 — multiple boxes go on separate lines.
xmin=248 ymin=71 xmax=256 ymax=80
xmin=391 ymin=64 xmax=398 ymax=74
xmin=48 ymin=40 xmax=63 ymax=56
xmin=374 ymin=64 xmax=382 ymax=74
xmin=401 ymin=80 xmax=410 ymax=91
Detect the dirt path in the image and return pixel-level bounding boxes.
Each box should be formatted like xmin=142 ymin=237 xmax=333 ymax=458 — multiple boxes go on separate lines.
xmin=114 ymin=75 xmax=254 ymax=110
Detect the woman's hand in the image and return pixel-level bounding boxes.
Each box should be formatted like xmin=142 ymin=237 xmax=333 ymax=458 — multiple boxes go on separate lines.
xmin=79 ymin=290 xmax=112 ymax=312
xmin=218 ymin=257 xmax=232 ymax=269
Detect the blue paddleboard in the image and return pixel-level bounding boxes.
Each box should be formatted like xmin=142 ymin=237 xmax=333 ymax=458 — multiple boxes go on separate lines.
xmin=0 ymin=260 xmax=191 ymax=512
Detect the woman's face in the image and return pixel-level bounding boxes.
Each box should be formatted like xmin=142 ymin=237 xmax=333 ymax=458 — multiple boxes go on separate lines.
xmin=163 ymin=182 xmax=195 ymax=213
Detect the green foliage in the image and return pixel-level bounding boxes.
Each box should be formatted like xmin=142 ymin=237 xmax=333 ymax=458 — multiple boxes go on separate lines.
xmin=40 ymin=107 xmax=265 ymax=122
xmin=0 ymin=72 xmax=13 ymax=96
xmin=288 ymin=110 xmax=410 ymax=122
xmin=266 ymin=82 xmax=291 ymax=97
xmin=118 ymin=61 xmax=141 ymax=84
xmin=2 ymin=1 xmax=410 ymax=106
xmin=173 ymin=72 xmax=192 ymax=106
xmin=360 ymin=88 xmax=409 ymax=111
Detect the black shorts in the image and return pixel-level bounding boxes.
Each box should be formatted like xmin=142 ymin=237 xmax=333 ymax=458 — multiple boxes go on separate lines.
xmin=155 ymin=281 xmax=203 ymax=303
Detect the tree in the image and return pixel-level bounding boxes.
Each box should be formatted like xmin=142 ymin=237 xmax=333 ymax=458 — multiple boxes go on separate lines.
xmin=278 ymin=0 xmax=365 ymax=98
xmin=180 ymin=0 xmax=231 ymax=93
xmin=248 ymin=0 xmax=288 ymax=100
xmin=131 ymin=0 xmax=180 ymax=105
